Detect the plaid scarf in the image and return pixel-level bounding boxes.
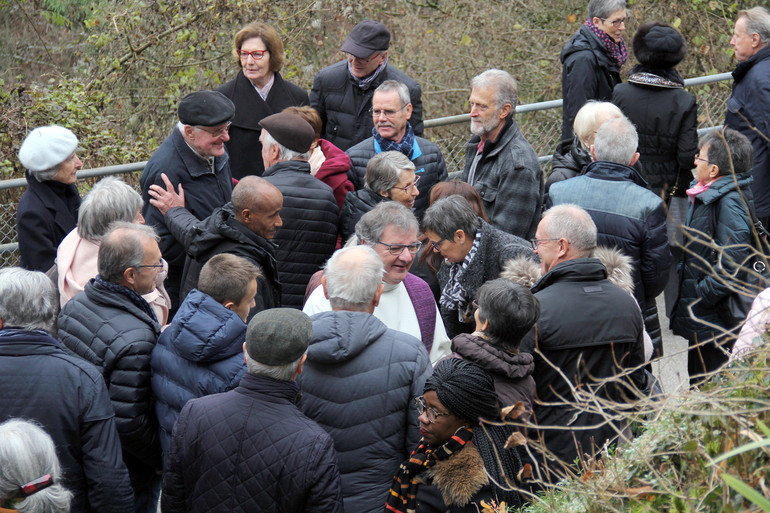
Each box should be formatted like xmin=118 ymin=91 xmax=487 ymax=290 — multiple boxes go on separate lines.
xmin=94 ymin=275 xmax=157 ymax=323
xmin=373 ymin=121 xmax=415 ymax=159
xmin=439 ymin=230 xmax=482 ymax=323
xmin=348 ymin=55 xmax=389 ymax=91
xmin=585 ymin=19 xmax=628 ymax=69
xmin=385 ymin=426 xmax=474 ymax=513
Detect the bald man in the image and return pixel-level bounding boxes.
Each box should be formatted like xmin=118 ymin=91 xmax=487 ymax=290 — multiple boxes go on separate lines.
xmin=150 ymin=174 xmax=282 ymax=315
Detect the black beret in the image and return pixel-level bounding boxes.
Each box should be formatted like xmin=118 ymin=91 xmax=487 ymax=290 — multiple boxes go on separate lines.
xmin=259 ymin=112 xmax=315 ymax=154
xmin=178 ymin=90 xmax=235 ymax=126
xmin=340 ymin=20 xmax=391 ymax=58
xmin=633 ymin=23 xmax=687 ymax=68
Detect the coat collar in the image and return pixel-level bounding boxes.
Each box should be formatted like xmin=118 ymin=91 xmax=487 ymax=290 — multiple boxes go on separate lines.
xmin=24 ymin=171 xmax=80 ymax=233
xmin=263 ymin=159 xmax=312 ymax=177
xmin=733 ymin=45 xmax=770 ymax=83
xmin=532 ymin=257 xmax=608 ymax=293
xmin=583 ymin=160 xmax=649 ymax=188
xmin=237 ymin=372 xmax=301 ymax=404
xmin=423 ymin=441 xmax=488 ymax=507
xmin=228 ymin=70 xmax=289 ymax=128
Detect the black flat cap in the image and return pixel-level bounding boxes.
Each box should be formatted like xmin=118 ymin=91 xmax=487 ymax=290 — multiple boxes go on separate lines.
xmin=259 ymin=112 xmax=315 ymax=154
xmin=178 ymin=90 xmax=235 ymax=126
xmin=340 ymin=20 xmax=390 ymax=58
xmin=245 ymin=309 xmax=311 ymax=366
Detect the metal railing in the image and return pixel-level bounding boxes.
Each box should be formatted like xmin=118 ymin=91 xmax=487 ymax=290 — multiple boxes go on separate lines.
xmin=0 ymin=72 xmax=735 ymax=264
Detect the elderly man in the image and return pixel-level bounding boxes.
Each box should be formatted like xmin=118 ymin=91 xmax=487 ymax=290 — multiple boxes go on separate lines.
xmin=422 ymin=195 xmax=534 ymax=338
xmin=161 ymin=309 xmax=343 ymax=513
xmin=58 ymin=223 xmax=163 ymax=512
xmin=140 ymin=90 xmax=236 ymax=308
xmin=304 ymin=202 xmax=449 ymax=363
xmin=0 ymin=268 xmax=134 ymax=513
xmin=521 ymin=205 xmax=646 ymax=482
xmin=346 ymin=80 xmax=447 ymax=218
xmin=310 ymin=20 xmax=423 ymax=151
xmin=260 ymin=112 xmax=339 ymax=308
xmin=462 ymin=69 xmax=543 ymax=239
xmin=726 ymin=7 xmax=770 ymax=226
xmin=548 ymin=116 xmax=672 ymax=357
xmin=299 ymin=245 xmax=430 ymax=513
xmin=149 ymin=174 xmax=282 ymax=314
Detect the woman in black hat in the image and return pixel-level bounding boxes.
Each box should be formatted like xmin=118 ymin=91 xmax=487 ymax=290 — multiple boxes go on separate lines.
xmin=385 ymin=358 xmax=523 ymax=512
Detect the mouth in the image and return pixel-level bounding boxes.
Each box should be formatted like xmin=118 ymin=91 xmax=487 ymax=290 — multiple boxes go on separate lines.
xmin=419 ymin=428 xmax=429 ymax=437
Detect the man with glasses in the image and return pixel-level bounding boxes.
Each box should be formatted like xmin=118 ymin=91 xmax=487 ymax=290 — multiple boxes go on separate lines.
xmin=298 ymin=245 xmax=430 ymax=513
xmin=304 ymin=202 xmax=450 ymax=363
xmin=310 ymin=20 xmax=423 ymax=151
xmin=58 ymin=222 xmax=165 ymax=513
xmin=346 ymin=80 xmax=447 ymax=219
xmin=140 ymin=90 xmax=236 ymax=311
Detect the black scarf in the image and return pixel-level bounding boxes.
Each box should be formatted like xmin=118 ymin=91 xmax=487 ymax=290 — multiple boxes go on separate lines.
xmin=94 ymin=275 xmax=158 ymax=323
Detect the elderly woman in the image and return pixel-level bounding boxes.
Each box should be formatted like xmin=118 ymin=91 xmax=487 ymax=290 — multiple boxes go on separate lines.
xmin=339 ymin=151 xmax=419 ymax=244
xmin=56 ymin=177 xmax=171 ymax=324
xmin=16 ymin=125 xmax=82 ymax=272
xmin=670 ymin=128 xmax=754 ymax=384
xmin=451 ymin=279 xmax=539 ymax=412
xmin=559 ymin=0 xmax=628 ymax=154
xmin=0 ymin=419 xmax=72 ymax=513
xmin=422 ymin=195 xmax=534 ymax=338
xmin=547 ymin=100 xmax=624 ymax=194
xmin=385 ymin=358 xmax=523 ymax=512
xmin=216 ymin=22 xmax=309 ymax=179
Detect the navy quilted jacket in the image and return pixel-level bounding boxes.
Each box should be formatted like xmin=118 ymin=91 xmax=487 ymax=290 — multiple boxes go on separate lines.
xmin=298 ymin=311 xmax=431 ymax=513
xmin=150 ymin=289 xmax=246 ymax=460
xmin=162 ymin=373 xmax=344 ymax=513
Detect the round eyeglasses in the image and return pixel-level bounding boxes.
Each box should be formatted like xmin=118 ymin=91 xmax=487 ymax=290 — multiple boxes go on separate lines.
xmin=415 ymin=396 xmax=450 ymax=424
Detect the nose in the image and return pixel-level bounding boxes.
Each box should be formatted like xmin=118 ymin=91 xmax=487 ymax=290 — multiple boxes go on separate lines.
xmin=418 ymin=409 xmax=430 ymax=425
xmin=275 ymin=215 xmax=283 ymax=228
xmin=221 ymin=130 xmax=230 ymax=142
xmin=411 ymin=186 xmax=419 ymax=197
xmin=398 ymin=246 xmax=414 ymax=263
xmin=74 ymin=155 xmax=83 ymax=168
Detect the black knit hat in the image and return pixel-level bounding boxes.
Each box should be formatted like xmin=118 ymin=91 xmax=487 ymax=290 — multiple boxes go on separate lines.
xmin=178 ymin=90 xmax=235 ymax=126
xmin=424 ymin=358 xmax=499 ymax=424
xmin=632 ymin=22 xmax=687 ymax=68
xmin=259 ymin=112 xmax=315 ymax=154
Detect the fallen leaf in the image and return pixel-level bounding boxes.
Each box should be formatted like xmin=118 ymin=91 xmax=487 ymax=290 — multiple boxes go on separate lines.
xmin=504 ymin=431 xmax=527 ymax=449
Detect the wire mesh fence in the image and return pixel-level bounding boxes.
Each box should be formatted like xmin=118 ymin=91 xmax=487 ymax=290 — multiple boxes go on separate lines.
xmin=0 ymin=76 xmax=734 ymax=264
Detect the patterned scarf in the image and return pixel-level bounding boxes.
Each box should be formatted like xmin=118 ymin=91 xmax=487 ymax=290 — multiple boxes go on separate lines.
xmin=439 ymin=230 xmax=482 ymax=323
xmin=585 ymin=19 xmax=628 ymax=69
xmin=385 ymin=427 xmax=474 ymax=513
xmin=348 ymin=54 xmax=389 ymax=91
xmin=94 ymin=275 xmax=158 ymax=323
xmin=373 ymin=121 xmax=415 ymax=159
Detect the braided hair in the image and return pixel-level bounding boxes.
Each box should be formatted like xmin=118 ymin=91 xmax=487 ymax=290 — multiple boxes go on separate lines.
xmin=425 ymin=358 xmax=522 ymax=507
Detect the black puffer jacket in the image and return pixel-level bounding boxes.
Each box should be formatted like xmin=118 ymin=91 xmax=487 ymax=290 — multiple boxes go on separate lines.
xmin=560 ymin=25 xmax=622 ymax=152
xmin=58 ymin=278 xmax=162 ymax=486
xmin=346 ymin=135 xmax=448 ymax=218
xmin=263 ymin=160 xmax=339 ymax=308
xmin=545 ymin=143 xmax=592 ymax=199
xmin=339 ymin=188 xmax=387 ymax=245
xmin=164 ymin=203 xmax=281 ymax=313
xmin=310 ymin=60 xmax=423 ymax=151
xmin=216 ymin=71 xmax=309 ymax=179
xmin=298 ymin=311 xmax=431 ymax=513
xmin=162 ymin=373 xmax=343 ymax=513
xmin=612 ymin=70 xmax=698 ymax=196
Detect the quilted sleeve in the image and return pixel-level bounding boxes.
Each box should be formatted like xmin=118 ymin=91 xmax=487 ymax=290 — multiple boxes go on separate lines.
xmin=160 ymin=401 xmax=191 ymax=513
xmin=305 ymin=434 xmax=343 ymax=513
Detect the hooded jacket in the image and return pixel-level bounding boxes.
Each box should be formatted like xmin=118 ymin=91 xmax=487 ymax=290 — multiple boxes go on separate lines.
xmin=151 ymin=289 xmax=247 ymax=458
xmin=313 ymin=138 xmax=355 ymax=211
xmin=298 ymin=310 xmax=431 ymax=513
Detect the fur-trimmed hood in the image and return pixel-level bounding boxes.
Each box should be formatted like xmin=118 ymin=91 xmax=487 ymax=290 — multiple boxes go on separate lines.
xmin=420 ymin=441 xmax=488 ymax=507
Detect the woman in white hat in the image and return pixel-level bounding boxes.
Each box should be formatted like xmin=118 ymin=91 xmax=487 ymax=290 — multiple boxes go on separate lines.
xmin=15 ymin=125 xmax=82 ymax=272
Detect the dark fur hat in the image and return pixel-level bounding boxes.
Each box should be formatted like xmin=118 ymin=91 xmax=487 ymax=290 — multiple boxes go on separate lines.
xmin=632 ymin=22 xmax=687 ymax=68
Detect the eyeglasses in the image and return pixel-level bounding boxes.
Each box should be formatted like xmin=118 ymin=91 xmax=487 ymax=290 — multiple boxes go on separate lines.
xmin=472 ymin=299 xmax=480 ymax=311
xmin=530 ymin=238 xmax=561 ymax=250
xmin=416 ymin=396 xmax=450 ymax=424
xmin=1 ymin=474 xmax=53 ymax=509
xmin=133 ymin=262 xmax=164 ymax=270
xmin=391 ymin=175 xmax=421 ymax=193
xmin=694 ymin=153 xmax=714 ymax=165
xmin=347 ymin=51 xmax=382 ymax=64
xmin=238 ymin=49 xmax=268 ymax=61
xmin=375 ymin=241 xmax=422 ymax=256
xmin=429 ymin=238 xmax=446 ymax=252
xmin=369 ymin=104 xmax=408 ymax=119
xmin=599 ymin=16 xmax=626 ymax=27
xmin=196 ymin=121 xmax=231 ymax=138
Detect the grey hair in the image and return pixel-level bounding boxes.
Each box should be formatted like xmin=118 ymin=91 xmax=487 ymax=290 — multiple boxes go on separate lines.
xmin=245 ymin=351 xmax=304 ymax=381
xmin=30 ymin=165 xmax=63 ymax=183
xmin=0 ymin=419 xmax=72 ymax=513
xmin=421 ymin=195 xmax=481 ymax=241
xmin=739 ymin=7 xmax=770 ymax=45
xmin=0 ymin=268 xmax=59 ymax=332
xmin=700 ymin=127 xmax=754 ymax=176
xmin=572 ymin=100 xmax=624 ymax=147
xmin=541 ymin=204 xmax=597 ymax=257
xmin=471 ymin=69 xmax=519 ymax=111
xmin=261 ymin=130 xmax=310 ymax=162
xmin=365 ymin=151 xmax=415 ymax=194
xmin=593 ymin=116 xmax=638 ymax=165
xmin=98 ymin=222 xmax=159 ymax=283
xmin=374 ymin=80 xmax=411 ymax=107
xmin=355 ymin=202 xmax=419 ymax=245
xmin=77 ymin=177 xmax=143 ymax=240
xmin=588 ymin=0 xmax=627 ymax=20
xmin=325 ymin=246 xmax=384 ymax=311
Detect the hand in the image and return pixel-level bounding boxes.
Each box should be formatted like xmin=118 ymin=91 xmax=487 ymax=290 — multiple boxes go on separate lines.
xmin=148 ymin=173 xmax=185 ymax=215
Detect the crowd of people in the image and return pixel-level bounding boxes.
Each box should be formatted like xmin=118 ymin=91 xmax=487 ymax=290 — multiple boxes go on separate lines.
xmin=3 ymin=1 xmax=770 ymax=512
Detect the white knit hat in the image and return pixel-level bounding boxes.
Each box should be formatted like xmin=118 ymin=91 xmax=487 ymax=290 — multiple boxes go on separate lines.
xmin=18 ymin=125 xmax=78 ymax=172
